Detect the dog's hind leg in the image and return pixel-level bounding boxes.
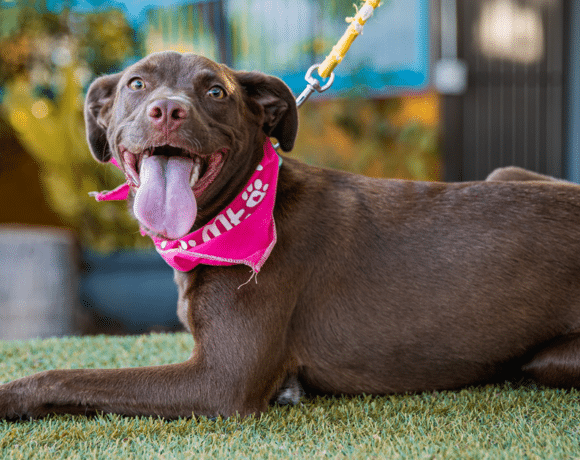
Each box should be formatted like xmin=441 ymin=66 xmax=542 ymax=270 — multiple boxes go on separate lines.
xmin=486 ymin=166 xmax=566 ymax=183
xmin=522 ymin=333 xmax=580 ymax=388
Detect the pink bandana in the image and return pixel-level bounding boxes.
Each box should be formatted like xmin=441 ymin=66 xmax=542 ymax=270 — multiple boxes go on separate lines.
xmin=92 ymin=141 xmax=280 ymax=273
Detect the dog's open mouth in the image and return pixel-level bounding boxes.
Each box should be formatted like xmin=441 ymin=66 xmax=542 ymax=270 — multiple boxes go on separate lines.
xmin=121 ymin=144 xmax=224 ymax=240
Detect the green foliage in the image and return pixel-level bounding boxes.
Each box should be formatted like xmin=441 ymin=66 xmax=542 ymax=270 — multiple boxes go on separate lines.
xmin=293 ymin=95 xmax=441 ymax=181
xmin=2 ymin=72 xmax=151 ymax=251
xmin=1 ymin=333 xmax=580 ymax=459
xmin=0 ymin=6 xmax=145 ymax=251
xmin=0 ymin=7 xmax=137 ymax=79
xmin=73 ymin=10 xmax=137 ymax=75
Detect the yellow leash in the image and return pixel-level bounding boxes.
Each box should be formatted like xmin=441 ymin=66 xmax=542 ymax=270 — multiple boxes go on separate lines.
xmin=318 ymin=0 xmax=382 ymax=79
xmin=295 ymin=0 xmax=382 ymax=108
xmin=275 ymin=1 xmax=382 ymax=149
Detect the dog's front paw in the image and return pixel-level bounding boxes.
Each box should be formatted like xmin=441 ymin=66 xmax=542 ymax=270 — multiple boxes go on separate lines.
xmin=0 ymin=386 xmax=30 ymax=421
xmin=0 ymin=377 xmax=46 ymax=421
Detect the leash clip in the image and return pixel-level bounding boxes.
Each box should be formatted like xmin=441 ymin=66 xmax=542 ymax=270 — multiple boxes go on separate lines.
xmin=273 ymin=64 xmax=335 ymax=151
xmin=295 ymin=64 xmax=335 ymax=108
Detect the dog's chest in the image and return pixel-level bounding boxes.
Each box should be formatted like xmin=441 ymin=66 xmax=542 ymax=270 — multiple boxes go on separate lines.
xmin=174 ymin=270 xmax=194 ymax=331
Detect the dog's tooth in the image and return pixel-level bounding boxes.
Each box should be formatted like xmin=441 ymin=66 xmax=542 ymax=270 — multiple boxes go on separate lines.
xmin=122 ymin=151 xmax=140 ymax=186
xmin=190 ymin=157 xmax=201 ymax=188
xmin=127 ymin=167 xmax=140 ymax=187
xmin=123 ymin=151 xmax=135 ymax=166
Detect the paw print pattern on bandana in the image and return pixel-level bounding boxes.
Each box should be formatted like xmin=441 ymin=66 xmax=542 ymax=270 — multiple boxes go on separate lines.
xmin=242 ymin=179 xmax=269 ymax=208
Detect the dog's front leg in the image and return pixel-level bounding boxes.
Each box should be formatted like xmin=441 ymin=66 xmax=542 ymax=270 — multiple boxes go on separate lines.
xmin=0 ymin=277 xmax=293 ymax=421
xmin=0 ymin=344 xmax=278 ymax=420
xmin=0 ymin=359 xmax=257 ymax=420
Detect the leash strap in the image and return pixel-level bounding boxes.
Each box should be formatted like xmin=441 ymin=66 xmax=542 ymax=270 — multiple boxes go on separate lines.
xmin=274 ymin=1 xmax=381 ymax=150
xmin=317 ymin=0 xmax=382 ymax=79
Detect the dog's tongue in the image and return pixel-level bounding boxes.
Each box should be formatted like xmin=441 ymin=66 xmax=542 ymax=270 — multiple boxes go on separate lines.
xmin=133 ymin=155 xmax=196 ymax=239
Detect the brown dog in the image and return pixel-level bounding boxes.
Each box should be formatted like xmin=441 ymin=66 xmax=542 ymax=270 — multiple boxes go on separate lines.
xmin=2 ymin=51 xmax=580 ymax=420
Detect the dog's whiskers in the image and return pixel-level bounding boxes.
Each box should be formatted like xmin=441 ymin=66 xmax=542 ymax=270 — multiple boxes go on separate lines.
xmin=194 ymin=138 xmax=202 ymax=153
xmin=184 ymin=137 xmax=202 ymax=156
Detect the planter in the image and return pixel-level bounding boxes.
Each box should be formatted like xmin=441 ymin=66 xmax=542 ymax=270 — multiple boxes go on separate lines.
xmin=0 ymin=226 xmax=78 ymax=340
xmin=80 ymin=249 xmax=181 ymax=333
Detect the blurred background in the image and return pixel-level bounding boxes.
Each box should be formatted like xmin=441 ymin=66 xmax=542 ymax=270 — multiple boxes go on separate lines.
xmin=0 ymin=0 xmax=577 ymax=338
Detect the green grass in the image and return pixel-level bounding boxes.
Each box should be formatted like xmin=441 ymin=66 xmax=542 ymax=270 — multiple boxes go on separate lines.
xmin=1 ymin=333 xmax=580 ymax=459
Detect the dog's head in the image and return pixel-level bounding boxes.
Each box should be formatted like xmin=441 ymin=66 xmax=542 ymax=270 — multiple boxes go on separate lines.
xmin=84 ymin=51 xmax=297 ymax=239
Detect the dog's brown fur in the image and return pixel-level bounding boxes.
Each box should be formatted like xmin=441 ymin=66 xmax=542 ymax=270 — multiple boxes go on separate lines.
xmin=2 ymin=51 xmax=580 ymax=420
xmin=486 ymin=166 xmax=567 ymax=183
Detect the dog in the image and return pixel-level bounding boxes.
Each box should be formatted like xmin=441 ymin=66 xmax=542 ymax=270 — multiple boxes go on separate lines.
xmin=2 ymin=51 xmax=580 ymax=420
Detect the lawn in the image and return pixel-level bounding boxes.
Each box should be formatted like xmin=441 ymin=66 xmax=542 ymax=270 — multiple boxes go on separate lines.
xmin=1 ymin=333 xmax=579 ymax=459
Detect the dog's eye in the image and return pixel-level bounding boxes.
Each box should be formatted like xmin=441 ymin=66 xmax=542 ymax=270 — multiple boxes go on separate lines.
xmin=207 ymin=86 xmax=226 ymax=99
xmin=128 ymin=78 xmax=146 ymax=91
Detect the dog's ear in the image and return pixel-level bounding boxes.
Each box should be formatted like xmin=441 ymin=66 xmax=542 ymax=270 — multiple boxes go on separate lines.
xmin=235 ymin=71 xmax=298 ymax=152
xmin=84 ymin=72 xmax=122 ymax=162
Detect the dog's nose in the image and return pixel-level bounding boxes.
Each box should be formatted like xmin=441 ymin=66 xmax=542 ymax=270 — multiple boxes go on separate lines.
xmin=147 ymin=99 xmax=188 ymax=132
